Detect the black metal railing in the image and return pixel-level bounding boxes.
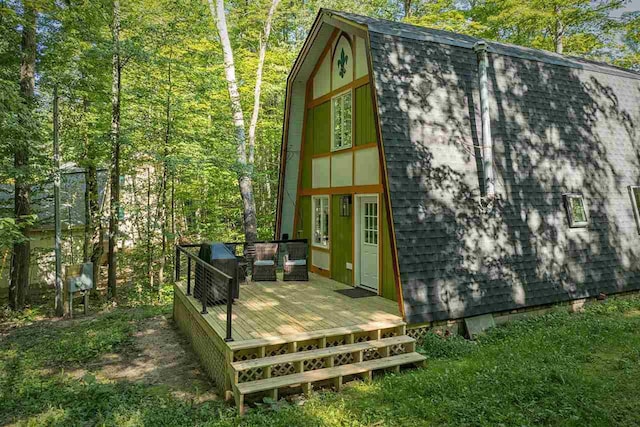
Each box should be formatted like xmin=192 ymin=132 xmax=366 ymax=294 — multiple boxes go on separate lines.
xmin=174 ymin=239 xmax=309 ymax=342
xmin=175 ymin=245 xmax=234 ymax=342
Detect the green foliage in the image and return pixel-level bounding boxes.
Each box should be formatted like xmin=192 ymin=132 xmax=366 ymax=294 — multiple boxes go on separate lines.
xmin=417 ymin=330 xmax=478 ymax=359
xmin=1 ymin=0 xmax=638 ymax=306
xmin=2 ymin=295 xmax=640 ymax=425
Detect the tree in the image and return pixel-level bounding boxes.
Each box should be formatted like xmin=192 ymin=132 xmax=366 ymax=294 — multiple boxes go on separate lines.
xmin=108 ymin=0 xmax=121 ymax=298
xmin=616 ymin=11 xmax=640 ymax=71
xmin=470 ymin=0 xmax=625 ymax=55
xmin=9 ymin=0 xmax=37 ymax=310
xmin=207 ymin=0 xmax=282 ymax=244
xmin=403 ymin=0 xmax=486 ymax=35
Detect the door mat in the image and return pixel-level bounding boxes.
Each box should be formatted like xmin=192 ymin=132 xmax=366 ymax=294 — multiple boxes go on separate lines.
xmin=335 ymin=287 xmax=377 ymax=298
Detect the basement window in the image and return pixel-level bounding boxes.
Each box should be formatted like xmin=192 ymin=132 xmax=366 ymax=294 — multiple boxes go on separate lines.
xmin=629 ymin=186 xmax=640 ymax=234
xmin=312 ymin=195 xmax=330 ymax=248
xmin=331 ymin=90 xmax=352 ymax=151
xmin=563 ymin=193 xmax=589 ymax=228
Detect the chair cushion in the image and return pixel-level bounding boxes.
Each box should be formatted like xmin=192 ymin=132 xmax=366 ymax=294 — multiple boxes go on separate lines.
xmin=254 ymin=260 xmax=275 ymax=266
xmin=285 ymin=259 xmax=307 ymax=266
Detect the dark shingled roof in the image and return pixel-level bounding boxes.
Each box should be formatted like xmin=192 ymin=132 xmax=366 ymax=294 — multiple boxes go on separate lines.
xmin=0 ymin=166 xmax=108 ymax=229
xmin=324 ymin=9 xmax=640 ymax=323
xmin=326 ymin=9 xmax=640 ymax=80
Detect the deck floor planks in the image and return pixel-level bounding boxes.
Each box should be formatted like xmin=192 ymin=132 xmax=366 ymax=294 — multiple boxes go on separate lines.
xmin=175 ymin=273 xmax=402 ymax=344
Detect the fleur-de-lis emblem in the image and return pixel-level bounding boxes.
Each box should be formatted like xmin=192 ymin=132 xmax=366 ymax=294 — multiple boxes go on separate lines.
xmin=338 ymin=48 xmax=348 ymax=78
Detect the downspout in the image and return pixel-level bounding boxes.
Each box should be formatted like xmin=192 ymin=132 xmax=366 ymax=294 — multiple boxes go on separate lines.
xmin=473 ymin=41 xmax=495 ymax=198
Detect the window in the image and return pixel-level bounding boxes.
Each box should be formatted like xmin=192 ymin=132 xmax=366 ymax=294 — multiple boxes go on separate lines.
xmin=332 ymin=91 xmax=352 ymax=151
xmin=363 ymin=201 xmax=378 ymax=245
xmin=563 ymin=193 xmax=589 ymax=228
xmin=629 ymin=186 xmax=640 ymax=234
xmin=312 ymin=196 xmax=330 ymax=247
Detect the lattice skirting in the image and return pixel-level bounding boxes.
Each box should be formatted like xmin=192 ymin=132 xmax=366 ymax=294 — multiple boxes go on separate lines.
xmin=407 ymin=325 xmax=431 ymax=344
xmin=174 ymin=291 xmax=228 ymax=395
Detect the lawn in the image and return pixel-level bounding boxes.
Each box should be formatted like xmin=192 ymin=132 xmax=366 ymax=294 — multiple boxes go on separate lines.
xmin=2 ymin=294 xmax=640 ymax=426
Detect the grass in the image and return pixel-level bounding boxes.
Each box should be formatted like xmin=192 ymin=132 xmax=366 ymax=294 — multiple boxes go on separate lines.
xmin=2 ymin=295 xmax=640 ymax=426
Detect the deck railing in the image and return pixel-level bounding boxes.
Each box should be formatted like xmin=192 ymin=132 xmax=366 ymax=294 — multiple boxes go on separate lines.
xmin=174 ymin=238 xmax=309 ymax=343
xmin=175 ymin=245 xmax=235 ymax=341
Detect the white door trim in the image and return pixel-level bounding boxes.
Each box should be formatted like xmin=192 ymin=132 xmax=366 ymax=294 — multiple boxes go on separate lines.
xmin=354 ymin=193 xmax=379 ymax=294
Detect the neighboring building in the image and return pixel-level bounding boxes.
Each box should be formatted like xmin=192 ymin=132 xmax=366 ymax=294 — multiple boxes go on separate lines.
xmin=276 ymin=9 xmax=640 ymax=325
xmin=0 ymin=165 xmax=107 ymax=297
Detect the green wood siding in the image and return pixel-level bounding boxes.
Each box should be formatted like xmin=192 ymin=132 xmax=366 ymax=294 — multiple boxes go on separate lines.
xmin=301 ymin=109 xmax=313 ymax=189
xmin=380 ymin=196 xmax=397 ymax=301
xmin=355 ymin=84 xmax=376 ymax=146
xmin=296 ymin=196 xmax=312 ymax=241
xmin=331 ymin=194 xmax=353 ymax=286
xmin=312 ymin=101 xmax=331 ymax=155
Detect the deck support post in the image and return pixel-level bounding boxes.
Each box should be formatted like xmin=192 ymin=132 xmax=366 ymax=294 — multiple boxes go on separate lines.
xmin=235 ymin=390 xmax=244 ymax=416
xmin=302 ymin=382 xmax=312 ymax=396
xmin=333 ymin=375 xmax=343 ymax=391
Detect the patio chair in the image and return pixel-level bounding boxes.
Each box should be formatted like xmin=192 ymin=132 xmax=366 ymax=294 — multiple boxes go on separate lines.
xmin=283 ymin=241 xmax=308 ymax=281
xmin=252 ymin=242 xmax=278 ymax=281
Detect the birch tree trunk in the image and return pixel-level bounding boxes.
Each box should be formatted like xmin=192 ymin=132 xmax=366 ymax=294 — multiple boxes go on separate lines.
xmin=107 ymin=0 xmax=121 ymax=299
xmin=208 ymin=0 xmax=280 ymax=243
xmin=247 ymin=0 xmax=280 ymax=164
xmin=9 ymin=0 xmax=36 ymax=310
xmin=554 ymin=6 xmax=564 ymax=54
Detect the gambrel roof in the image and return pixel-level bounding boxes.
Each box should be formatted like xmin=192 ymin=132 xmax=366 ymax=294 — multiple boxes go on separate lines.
xmin=278 ymin=10 xmax=640 ymax=324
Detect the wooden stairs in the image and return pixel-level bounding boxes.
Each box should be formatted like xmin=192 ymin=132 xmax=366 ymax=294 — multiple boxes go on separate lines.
xmin=228 ymin=322 xmax=426 ymax=414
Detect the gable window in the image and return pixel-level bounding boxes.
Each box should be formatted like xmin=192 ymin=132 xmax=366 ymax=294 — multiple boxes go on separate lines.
xmin=563 ymin=193 xmax=589 ymax=228
xmin=629 ymin=186 xmax=640 ymax=234
xmin=331 ymin=91 xmax=352 ymax=151
xmin=312 ymin=195 xmax=330 ymax=247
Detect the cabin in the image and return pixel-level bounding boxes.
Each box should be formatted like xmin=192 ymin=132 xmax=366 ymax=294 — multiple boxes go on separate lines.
xmin=276 ymin=9 xmax=640 ymax=325
xmin=0 ymin=165 xmax=108 ymax=300
xmin=174 ymin=9 xmax=640 ymax=414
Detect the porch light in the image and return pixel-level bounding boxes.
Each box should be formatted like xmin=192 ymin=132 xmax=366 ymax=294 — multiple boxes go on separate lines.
xmin=340 ymin=195 xmax=351 ymax=217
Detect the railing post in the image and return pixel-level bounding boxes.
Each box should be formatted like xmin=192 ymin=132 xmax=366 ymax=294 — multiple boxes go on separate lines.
xmin=201 ymin=265 xmax=208 ymax=314
xmin=186 ymin=257 xmax=192 ymax=296
xmin=225 ymin=277 xmax=233 ymax=342
xmin=175 ymin=246 xmax=180 ymax=281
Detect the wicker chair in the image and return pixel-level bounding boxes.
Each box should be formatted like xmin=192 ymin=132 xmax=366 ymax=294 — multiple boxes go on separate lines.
xmin=252 ymin=242 xmax=278 ymax=281
xmin=283 ymin=241 xmax=308 ymax=281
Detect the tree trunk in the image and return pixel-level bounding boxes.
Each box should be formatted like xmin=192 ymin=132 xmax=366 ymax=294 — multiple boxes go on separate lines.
xmin=554 ymin=7 xmax=564 ymax=54
xmin=147 ymin=167 xmax=153 ymax=290
xmin=82 ymin=98 xmax=91 ymax=263
xmin=208 ymin=0 xmax=274 ymax=244
xmin=404 ymin=0 xmax=412 ymax=18
xmin=107 ymin=0 xmax=121 ymax=299
xmin=159 ymin=51 xmax=173 ymax=291
xmin=9 ymin=0 xmax=36 ymax=310
xmin=247 ymin=0 xmax=280 ymax=164
xmin=87 ymin=163 xmax=102 ymax=288
xmin=53 ymin=86 xmax=63 ymax=317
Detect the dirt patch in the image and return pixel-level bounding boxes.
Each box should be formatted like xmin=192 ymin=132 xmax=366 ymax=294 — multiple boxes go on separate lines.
xmin=73 ymin=315 xmax=217 ymax=402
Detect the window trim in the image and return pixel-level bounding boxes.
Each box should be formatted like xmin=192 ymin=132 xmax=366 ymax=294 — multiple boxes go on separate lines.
xmin=563 ymin=193 xmax=589 ymax=228
xmin=330 ymin=89 xmax=353 ymax=152
xmin=311 ymin=195 xmax=330 ymax=249
xmin=629 ymin=186 xmax=640 ymax=235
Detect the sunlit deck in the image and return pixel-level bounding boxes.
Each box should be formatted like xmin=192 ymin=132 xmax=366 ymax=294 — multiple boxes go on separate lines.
xmin=174 ymin=273 xmax=403 ymax=348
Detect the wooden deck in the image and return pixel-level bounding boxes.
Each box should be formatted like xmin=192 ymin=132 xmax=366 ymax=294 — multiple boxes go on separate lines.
xmin=174 ymin=273 xmax=403 ymax=348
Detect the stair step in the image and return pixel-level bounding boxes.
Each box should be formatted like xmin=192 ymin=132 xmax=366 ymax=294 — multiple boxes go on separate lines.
xmin=235 ymin=352 xmax=426 ymax=395
xmin=232 ymin=335 xmax=415 ymax=372
xmin=227 ymin=320 xmax=406 ymax=351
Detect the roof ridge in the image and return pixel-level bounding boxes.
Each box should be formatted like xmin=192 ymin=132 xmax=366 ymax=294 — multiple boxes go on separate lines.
xmin=322 ymin=8 xmax=640 ymax=80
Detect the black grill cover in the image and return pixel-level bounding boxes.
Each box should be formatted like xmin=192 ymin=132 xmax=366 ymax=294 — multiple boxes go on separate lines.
xmin=194 ymin=242 xmax=239 ymax=305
